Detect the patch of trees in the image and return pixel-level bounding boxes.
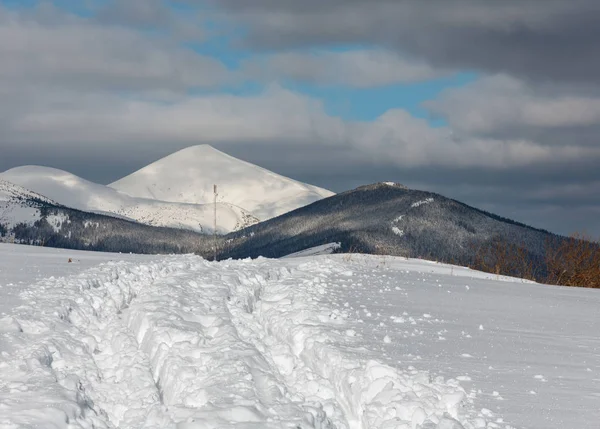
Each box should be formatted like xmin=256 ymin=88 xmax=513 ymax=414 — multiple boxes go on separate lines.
xmin=469 ymin=234 xmax=600 ymax=288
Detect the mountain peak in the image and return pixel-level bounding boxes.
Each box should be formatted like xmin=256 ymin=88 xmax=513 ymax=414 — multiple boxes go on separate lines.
xmin=109 ymin=145 xmax=334 ymax=220
xmin=168 ymin=144 xmax=224 ymax=158
xmin=353 ymin=182 xmax=409 ymax=192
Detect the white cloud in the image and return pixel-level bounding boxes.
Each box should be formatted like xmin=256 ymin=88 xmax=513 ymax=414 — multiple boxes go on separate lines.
xmin=5 ymin=82 xmax=598 ymax=170
xmin=425 ymin=75 xmax=600 ymax=133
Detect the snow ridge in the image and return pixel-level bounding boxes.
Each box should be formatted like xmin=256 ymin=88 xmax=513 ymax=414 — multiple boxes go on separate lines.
xmin=0 ymin=179 xmax=57 ymax=205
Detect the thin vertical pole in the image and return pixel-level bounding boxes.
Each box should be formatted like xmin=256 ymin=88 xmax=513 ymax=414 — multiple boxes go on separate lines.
xmin=213 ymin=184 xmax=217 ymax=261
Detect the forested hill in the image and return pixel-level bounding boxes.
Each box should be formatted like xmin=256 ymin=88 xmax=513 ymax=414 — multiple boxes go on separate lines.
xmin=218 ymin=182 xmax=557 ymax=266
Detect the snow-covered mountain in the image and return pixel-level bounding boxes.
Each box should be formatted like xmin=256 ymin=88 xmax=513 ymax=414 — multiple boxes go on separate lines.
xmin=109 ymin=145 xmax=334 ymax=220
xmin=1 ymin=179 xmax=212 ymax=252
xmin=0 ymin=145 xmax=333 ymax=233
xmin=0 ymin=166 xmax=257 ymax=233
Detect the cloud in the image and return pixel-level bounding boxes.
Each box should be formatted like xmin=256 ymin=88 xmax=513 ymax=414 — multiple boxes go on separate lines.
xmin=1 ymin=1 xmax=599 ymax=236
xmin=94 ymin=0 xmax=205 ymax=41
xmin=242 ymin=49 xmax=448 ymax=87
xmin=0 ymin=5 xmax=228 ymax=93
xmin=425 ymin=75 xmax=600 ymax=134
xmin=208 ymin=0 xmax=600 ymax=84
xmin=4 ymin=79 xmax=599 ymax=173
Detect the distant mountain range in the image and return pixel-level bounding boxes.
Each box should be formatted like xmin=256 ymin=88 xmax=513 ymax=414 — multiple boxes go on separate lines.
xmin=0 ymin=145 xmax=332 ymax=234
xmin=1 ymin=149 xmax=562 ymax=272
xmin=0 ymin=179 xmax=208 ymax=253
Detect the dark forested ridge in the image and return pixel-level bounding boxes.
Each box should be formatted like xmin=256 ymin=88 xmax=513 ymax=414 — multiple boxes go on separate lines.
xmin=217 ymin=183 xmax=560 ymax=268
xmin=2 ymin=203 xmax=213 ymax=254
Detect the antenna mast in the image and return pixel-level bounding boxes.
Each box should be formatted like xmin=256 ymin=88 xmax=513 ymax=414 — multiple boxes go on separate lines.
xmin=213 ymin=184 xmax=218 ymax=261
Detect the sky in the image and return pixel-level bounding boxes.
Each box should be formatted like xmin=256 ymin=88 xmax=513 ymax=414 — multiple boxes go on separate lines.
xmin=1 ymin=0 xmax=600 ymax=236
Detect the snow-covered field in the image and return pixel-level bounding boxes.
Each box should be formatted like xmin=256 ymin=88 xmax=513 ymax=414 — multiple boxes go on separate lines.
xmin=0 ymin=244 xmax=598 ymax=429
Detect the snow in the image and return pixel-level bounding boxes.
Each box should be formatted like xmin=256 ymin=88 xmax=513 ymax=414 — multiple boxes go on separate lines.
xmin=411 ymin=198 xmax=435 ymax=208
xmin=392 ymin=226 xmax=405 ymax=236
xmin=109 ymin=145 xmax=334 ymax=220
xmin=0 ymin=245 xmax=598 ymax=429
xmin=0 ymin=244 xmax=155 ymax=322
xmin=283 ymin=242 xmax=341 ymax=258
xmin=391 ymin=214 xmax=405 ymax=236
xmin=0 ymin=167 xmax=256 ymax=233
xmin=46 ymin=212 xmax=68 ymax=232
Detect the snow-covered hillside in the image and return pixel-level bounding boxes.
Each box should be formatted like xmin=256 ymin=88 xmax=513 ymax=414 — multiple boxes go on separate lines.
xmin=1 ymin=244 xmax=597 ymax=429
xmin=110 ymin=145 xmax=334 ymax=220
xmin=0 ymin=166 xmax=257 ymax=233
xmin=1 ymin=145 xmax=333 ymax=233
xmin=0 ymin=179 xmax=57 ymax=229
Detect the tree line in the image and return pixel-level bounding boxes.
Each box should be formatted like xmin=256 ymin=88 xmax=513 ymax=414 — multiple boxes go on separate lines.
xmin=469 ymin=234 xmax=600 ymax=288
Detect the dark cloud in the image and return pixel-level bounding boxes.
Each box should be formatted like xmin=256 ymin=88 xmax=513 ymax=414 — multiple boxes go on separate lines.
xmin=0 ymin=142 xmax=176 ymax=184
xmin=95 ymin=0 xmax=205 ymax=40
xmin=209 ymin=0 xmax=600 ymax=84
xmin=96 ymin=0 xmax=171 ymax=29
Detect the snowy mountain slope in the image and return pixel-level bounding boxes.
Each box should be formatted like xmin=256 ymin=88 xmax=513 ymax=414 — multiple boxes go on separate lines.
xmin=221 ymin=182 xmax=558 ymax=268
xmin=109 ymin=145 xmax=334 ymax=220
xmin=0 ymin=182 xmax=214 ymax=253
xmin=0 ymin=179 xmax=58 ymax=230
xmin=0 ymin=179 xmax=57 ymax=206
xmin=0 ymin=166 xmax=257 ymax=233
xmin=0 ymin=178 xmax=218 ymax=254
xmin=1 ymin=245 xmax=598 ymax=429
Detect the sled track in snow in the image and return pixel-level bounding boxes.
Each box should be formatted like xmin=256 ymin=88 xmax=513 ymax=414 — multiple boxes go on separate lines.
xmin=2 ymin=255 xmax=495 ymax=429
